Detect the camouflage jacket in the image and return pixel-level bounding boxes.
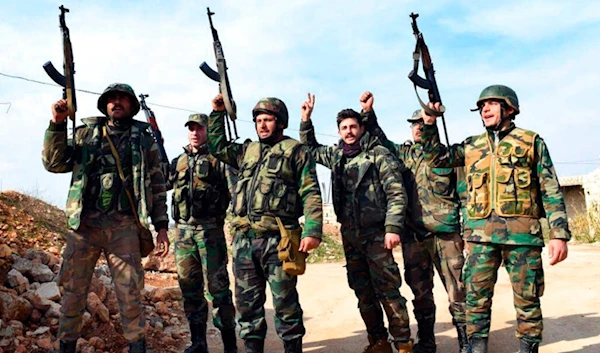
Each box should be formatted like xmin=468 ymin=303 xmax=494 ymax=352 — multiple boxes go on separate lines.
xmin=362 ymin=110 xmax=460 ymax=236
xmin=166 ymin=144 xmax=232 ymax=225
xmin=207 ymin=110 xmax=323 ymax=239
xmin=299 ymin=119 xmax=407 ymax=235
xmin=421 ymin=122 xmax=571 ymax=246
xmin=42 ymin=118 xmax=169 ymax=231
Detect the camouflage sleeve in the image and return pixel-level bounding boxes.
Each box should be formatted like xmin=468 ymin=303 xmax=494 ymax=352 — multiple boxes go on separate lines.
xmin=292 ymin=144 xmax=323 ymax=240
xmin=164 ymin=156 xmax=179 ymax=191
xmin=42 ymin=121 xmax=75 ymax=173
xmin=455 ymin=166 xmax=468 ymax=236
xmin=207 ymin=110 xmax=247 ymax=170
xmin=223 ymin=163 xmax=239 ymax=197
xmin=146 ymin=138 xmax=169 ymax=230
xmin=298 ymin=120 xmax=336 ymax=170
xmin=375 ymin=147 xmax=407 ymax=235
xmin=361 ymin=109 xmax=411 ymax=161
xmin=534 ymin=136 xmax=571 ymax=241
xmin=421 ymin=123 xmax=466 ymax=168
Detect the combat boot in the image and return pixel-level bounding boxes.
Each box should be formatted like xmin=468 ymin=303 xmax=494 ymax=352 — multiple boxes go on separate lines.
xmin=129 ymin=339 xmax=146 ymax=353
xmin=519 ymin=338 xmax=539 ymax=353
xmin=283 ymin=337 xmax=303 ymax=353
xmin=413 ymin=308 xmax=436 ymax=353
xmin=470 ymin=337 xmax=488 ymax=353
xmin=395 ymin=340 xmax=414 ymax=353
xmin=369 ymin=337 xmax=393 ymax=353
xmin=221 ymin=328 xmax=238 ymax=353
xmin=244 ymin=338 xmax=265 ymax=353
xmin=456 ymin=324 xmax=471 ymax=353
xmin=59 ymin=340 xmax=77 ymax=353
xmin=184 ymin=323 xmax=209 ymax=353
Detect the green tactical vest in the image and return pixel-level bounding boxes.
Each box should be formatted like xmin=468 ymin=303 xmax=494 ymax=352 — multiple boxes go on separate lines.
xmin=465 ymin=127 xmax=540 ymax=219
xmin=171 ymin=152 xmax=229 ymax=222
xmin=232 ymin=138 xmax=302 ymax=233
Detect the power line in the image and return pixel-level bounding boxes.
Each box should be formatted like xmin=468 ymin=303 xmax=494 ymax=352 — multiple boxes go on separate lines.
xmin=1 ymin=71 xmax=340 ymax=138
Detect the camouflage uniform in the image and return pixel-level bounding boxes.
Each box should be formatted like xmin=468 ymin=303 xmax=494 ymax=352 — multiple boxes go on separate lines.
xmin=207 ymin=99 xmax=323 ymax=353
xmin=363 ymin=109 xmax=468 ymax=351
xmin=42 ymin=83 xmax=168 ymax=349
xmin=420 ymin=85 xmax=571 ymax=351
xmin=299 ymin=117 xmax=413 ymax=349
xmin=166 ymin=113 xmax=237 ymax=352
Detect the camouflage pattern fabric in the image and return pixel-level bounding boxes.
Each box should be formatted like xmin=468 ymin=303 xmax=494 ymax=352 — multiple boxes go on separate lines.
xmin=463 ymin=242 xmax=544 ymax=342
xmin=58 ymin=212 xmax=145 ymax=342
xmin=299 ymin=119 xmax=411 ymax=342
xmin=299 ymin=119 xmax=406 ymax=234
xmin=42 ymin=117 xmax=169 ymax=231
xmin=174 ymin=223 xmax=235 ymax=330
xmin=342 ymin=228 xmax=411 ymax=342
xmin=432 ymin=232 xmax=466 ymax=325
xmin=420 ymin=122 xmax=571 ymax=245
xmin=207 ymin=110 xmax=322 ymax=240
xmin=233 ymin=230 xmax=304 ymax=341
xmin=401 ymin=234 xmax=435 ymax=314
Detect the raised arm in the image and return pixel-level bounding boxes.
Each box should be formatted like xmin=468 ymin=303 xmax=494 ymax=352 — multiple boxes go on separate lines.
xmin=421 ymin=121 xmax=466 ymax=168
xmin=298 ymin=93 xmax=337 ymax=169
xmin=207 ymin=94 xmax=247 ymax=169
xmin=42 ymin=100 xmax=75 ymax=173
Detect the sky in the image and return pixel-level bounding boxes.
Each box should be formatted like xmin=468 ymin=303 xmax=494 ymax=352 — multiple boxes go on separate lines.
xmin=1 ymin=0 xmax=600 ymax=208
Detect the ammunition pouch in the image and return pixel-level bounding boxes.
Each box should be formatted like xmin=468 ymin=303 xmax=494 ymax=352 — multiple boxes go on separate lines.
xmin=275 ymin=217 xmax=306 ymax=276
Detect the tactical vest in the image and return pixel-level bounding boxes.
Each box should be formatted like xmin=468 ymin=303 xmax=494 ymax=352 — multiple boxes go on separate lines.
xmin=465 ymin=127 xmax=540 ymax=219
xmin=171 ymin=152 xmax=229 ymax=222
xmin=232 ymin=138 xmax=302 ymax=232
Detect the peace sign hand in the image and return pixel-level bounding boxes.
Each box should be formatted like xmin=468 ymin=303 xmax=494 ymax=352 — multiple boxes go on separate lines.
xmin=301 ymin=93 xmax=316 ymax=122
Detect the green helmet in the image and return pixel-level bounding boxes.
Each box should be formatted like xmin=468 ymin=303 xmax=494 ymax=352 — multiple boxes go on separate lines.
xmin=475 ymin=84 xmax=520 ymax=115
xmin=252 ymin=97 xmax=289 ymax=129
xmin=97 ymin=83 xmax=141 ymax=116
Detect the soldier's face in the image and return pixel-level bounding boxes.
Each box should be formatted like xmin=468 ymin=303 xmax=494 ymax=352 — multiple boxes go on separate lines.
xmin=411 ymin=120 xmax=423 ymax=142
xmin=106 ymin=93 xmax=133 ymax=119
xmin=338 ymin=118 xmax=364 ymax=145
xmin=188 ymin=123 xmax=207 ymax=148
xmin=480 ymin=100 xmax=504 ymax=127
xmin=255 ymin=113 xmax=278 ymax=139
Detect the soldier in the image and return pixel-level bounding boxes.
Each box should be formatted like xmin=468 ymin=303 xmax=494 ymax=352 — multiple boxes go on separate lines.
xmin=299 ymin=94 xmax=413 ymax=353
xmin=166 ymin=113 xmax=237 ymax=353
xmin=207 ymin=93 xmax=323 ymax=353
xmin=419 ymin=85 xmax=570 ymax=353
xmin=42 ymin=83 xmax=170 ymax=353
xmin=360 ymin=91 xmax=469 ymax=353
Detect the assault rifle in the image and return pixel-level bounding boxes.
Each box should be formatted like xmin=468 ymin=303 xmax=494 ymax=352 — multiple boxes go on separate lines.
xmin=139 ymin=94 xmax=170 ymax=177
xmin=408 ymin=12 xmax=450 ymax=146
xmin=199 ymin=7 xmax=238 ymax=142
xmin=43 ymin=5 xmax=77 ymax=134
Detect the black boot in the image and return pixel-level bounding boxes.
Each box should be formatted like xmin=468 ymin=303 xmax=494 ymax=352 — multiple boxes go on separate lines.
xmin=59 ymin=341 xmax=77 ymax=353
xmin=283 ymin=338 xmax=303 ymax=353
xmin=456 ymin=324 xmax=471 ymax=353
xmin=519 ymin=338 xmax=540 ymax=353
xmin=222 ymin=328 xmax=238 ymax=353
xmin=129 ymin=339 xmax=146 ymax=353
xmin=185 ymin=323 xmax=209 ymax=353
xmin=413 ymin=308 xmax=436 ymax=353
xmin=244 ymin=338 xmax=265 ymax=353
xmin=470 ymin=337 xmax=488 ymax=353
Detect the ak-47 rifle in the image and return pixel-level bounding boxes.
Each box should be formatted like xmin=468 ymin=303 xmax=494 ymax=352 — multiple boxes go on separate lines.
xmin=43 ymin=5 xmax=77 ymax=135
xmin=408 ymin=12 xmax=450 ymax=146
xmin=199 ymin=7 xmax=238 ymax=142
xmin=139 ymin=94 xmax=170 ymax=177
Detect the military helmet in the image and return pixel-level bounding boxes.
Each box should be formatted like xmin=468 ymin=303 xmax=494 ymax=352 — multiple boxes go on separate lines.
xmin=97 ymin=83 xmax=141 ymax=116
xmin=475 ymin=85 xmax=520 ymax=115
xmin=407 ymin=109 xmax=423 ymax=123
xmin=252 ymin=97 xmax=289 ymax=129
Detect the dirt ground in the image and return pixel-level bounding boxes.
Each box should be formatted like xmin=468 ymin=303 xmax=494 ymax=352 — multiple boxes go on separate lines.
xmin=205 ymin=244 xmax=600 ymax=353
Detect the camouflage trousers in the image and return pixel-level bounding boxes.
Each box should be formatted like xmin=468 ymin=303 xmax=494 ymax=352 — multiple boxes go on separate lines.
xmin=402 ymin=232 xmax=467 ymax=324
xmin=58 ymin=211 xmax=145 ymax=342
xmin=464 ymin=242 xmax=545 ymax=342
xmin=342 ymin=227 xmax=411 ymax=343
xmin=174 ymin=222 xmax=236 ymax=331
xmin=232 ymin=229 xmax=305 ymax=341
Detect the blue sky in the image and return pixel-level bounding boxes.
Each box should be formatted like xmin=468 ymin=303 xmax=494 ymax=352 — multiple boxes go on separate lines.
xmin=1 ymin=0 xmax=600 ymax=208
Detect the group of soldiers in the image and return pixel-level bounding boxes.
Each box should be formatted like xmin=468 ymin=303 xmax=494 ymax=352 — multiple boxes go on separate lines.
xmin=42 ymin=81 xmax=570 ymax=353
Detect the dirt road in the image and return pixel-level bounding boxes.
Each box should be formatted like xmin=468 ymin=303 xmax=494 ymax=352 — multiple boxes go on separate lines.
xmin=207 ymin=244 xmax=600 ymax=353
